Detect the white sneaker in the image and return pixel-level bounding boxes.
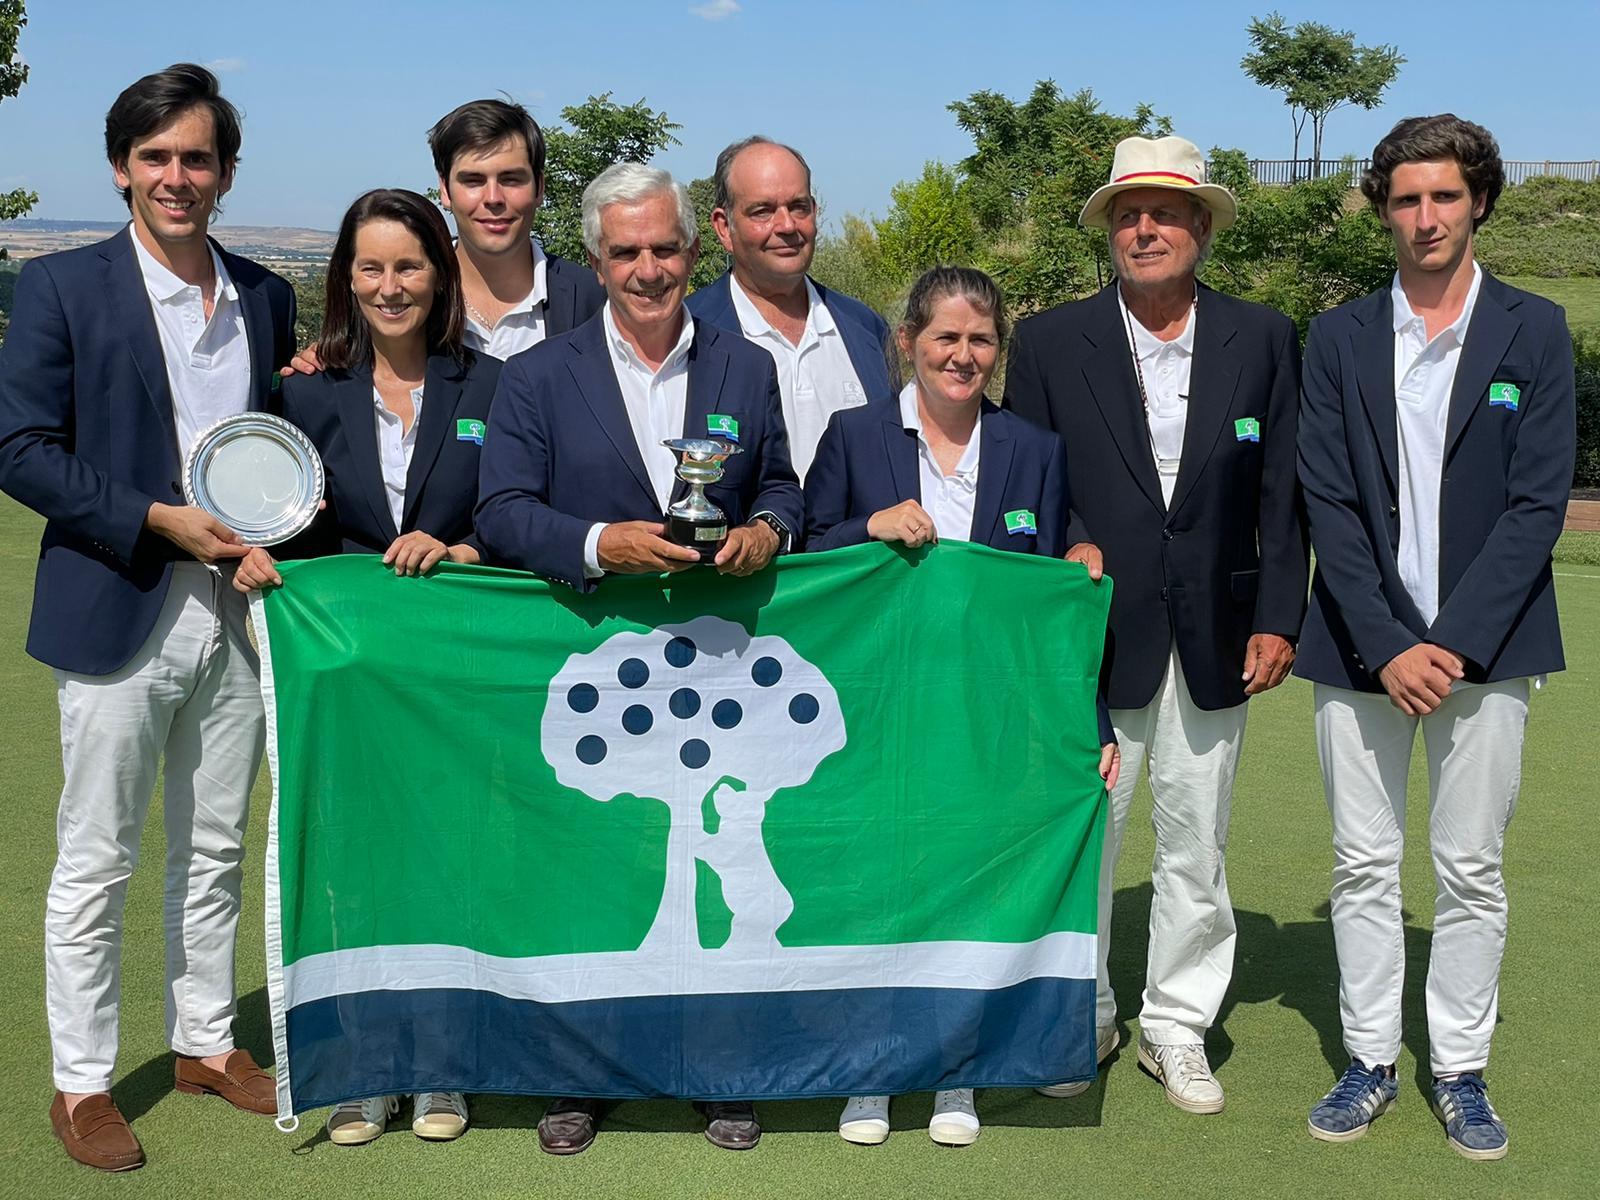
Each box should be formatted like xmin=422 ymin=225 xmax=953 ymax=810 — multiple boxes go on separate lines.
xmin=928 ymin=1088 xmax=979 ymax=1146
xmin=838 ymin=1095 xmax=890 ymax=1145
xmin=326 ymin=1095 xmax=399 ymax=1145
xmin=412 ymin=1091 xmax=469 ymax=1141
xmin=1137 ymin=1039 xmax=1224 ymax=1114
xmin=1037 ymin=1024 xmax=1121 ymax=1098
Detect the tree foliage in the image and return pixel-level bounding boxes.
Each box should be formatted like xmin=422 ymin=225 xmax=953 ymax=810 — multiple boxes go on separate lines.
xmin=1 ymin=0 xmax=38 ymax=242
xmin=807 ymin=81 xmax=1393 ymax=335
xmin=1241 ymin=12 xmax=1403 ymax=172
xmin=533 ymin=93 xmax=681 ymax=263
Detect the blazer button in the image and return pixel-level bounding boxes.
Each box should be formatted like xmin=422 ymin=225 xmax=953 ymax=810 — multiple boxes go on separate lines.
xmin=1388 ymin=505 xmax=1397 ymax=516
xmin=171 ymin=482 xmax=183 ymax=495
xmin=1162 ymin=528 xmax=1175 ymax=540
xmin=1160 ymin=587 xmax=1169 ymax=601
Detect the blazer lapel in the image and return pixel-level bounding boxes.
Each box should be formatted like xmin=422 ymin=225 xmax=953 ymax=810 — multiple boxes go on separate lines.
xmin=106 ymin=231 xmax=181 ymax=455
xmin=882 ymin=406 xmax=921 ymax=504
xmin=568 ymin=323 xmax=658 ymax=510
xmin=1444 ymin=279 xmax=1520 ymax=461
xmin=675 ymin=325 xmax=731 ymax=506
xmin=1352 ymin=291 xmax=1399 ymax=493
xmin=543 ymin=259 xmax=579 ymax=335
xmin=1082 ymin=288 xmax=1165 ymax=513
xmin=400 ymin=356 xmax=462 ymax=531
xmin=218 ymin=240 xmax=277 ymax=411
xmin=970 ymin=401 xmax=1014 ymax=545
xmin=1168 ymin=290 xmax=1240 ymax=517
xmin=334 ymin=368 xmax=401 ymax=543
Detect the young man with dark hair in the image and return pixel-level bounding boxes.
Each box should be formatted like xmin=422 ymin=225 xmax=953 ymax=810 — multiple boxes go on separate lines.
xmin=429 ymin=98 xmax=603 ymax=357
xmin=0 ymin=63 xmax=297 ymax=1171
xmin=289 ymin=98 xmax=602 ymax=376
xmin=1297 ymin=114 xmax=1574 ymax=1160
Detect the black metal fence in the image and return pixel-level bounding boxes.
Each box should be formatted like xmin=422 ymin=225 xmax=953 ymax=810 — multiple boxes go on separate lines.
xmin=1248 ymin=159 xmax=1600 ymax=186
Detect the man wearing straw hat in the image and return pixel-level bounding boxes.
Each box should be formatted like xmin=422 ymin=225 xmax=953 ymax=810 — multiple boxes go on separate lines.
xmin=1006 ymin=135 xmax=1306 ymax=1114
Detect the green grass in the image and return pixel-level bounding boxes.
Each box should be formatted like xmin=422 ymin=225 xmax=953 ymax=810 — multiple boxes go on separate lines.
xmin=1557 ymin=531 xmax=1600 ymax=566
xmin=1 ymin=495 xmax=1597 ymax=1199
xmin=1503 ymin=275 xmax=1600 ymax=338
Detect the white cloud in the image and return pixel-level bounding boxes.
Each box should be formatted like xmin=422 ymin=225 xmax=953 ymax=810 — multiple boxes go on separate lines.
xmin=204 ymin=57 xmax=247 ymax=73
xmin=689 ymin=0 xmax=740 ymax=20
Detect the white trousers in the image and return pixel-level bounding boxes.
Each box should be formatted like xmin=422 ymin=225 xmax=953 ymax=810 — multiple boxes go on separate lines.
xmin=1314 ymin=679 xmax=1528 ymax=1076
xmin=1096 ymin=646 xmax=1247 ymax=1044
xmin=46 ymin=563 xmax=264 ymax=1093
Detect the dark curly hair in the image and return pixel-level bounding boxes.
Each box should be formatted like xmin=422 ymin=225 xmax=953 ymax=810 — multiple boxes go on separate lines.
xmin=1360 ymin=114 xmax=1505 ymax=229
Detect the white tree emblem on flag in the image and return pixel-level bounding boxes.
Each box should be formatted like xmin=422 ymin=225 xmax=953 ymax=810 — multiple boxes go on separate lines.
xmin=542 ymin=616 xmax=847 ymax=951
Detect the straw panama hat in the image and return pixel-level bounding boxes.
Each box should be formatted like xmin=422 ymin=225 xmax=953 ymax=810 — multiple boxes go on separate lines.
xmin=1079 ymin=135 xmax=1238 ymax=232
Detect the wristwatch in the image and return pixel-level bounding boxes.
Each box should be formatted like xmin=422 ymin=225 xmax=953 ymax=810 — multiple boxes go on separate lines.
xmin=750 ymin=511 xmax=790 ymax=553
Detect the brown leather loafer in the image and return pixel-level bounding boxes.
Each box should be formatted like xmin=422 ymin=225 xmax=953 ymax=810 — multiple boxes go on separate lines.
xmin=537 ymin=1097 xmax=600 ymax=1155
xmin=174 ymin=1049 xmax=277 ymax=1114
xmin=50 ymin=1091 xmax=144 ymax=1172
xmin=702 ymin=1100 xmax=761 ymax=1150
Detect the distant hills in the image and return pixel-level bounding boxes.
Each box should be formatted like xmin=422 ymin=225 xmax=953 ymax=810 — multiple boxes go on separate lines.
xmin=0 ymin=218 xmax=335 ymax=277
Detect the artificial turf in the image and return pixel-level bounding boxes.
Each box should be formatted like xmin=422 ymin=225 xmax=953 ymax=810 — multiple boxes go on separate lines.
xmin=0 ymin=495 xmax=1595 ymax=1199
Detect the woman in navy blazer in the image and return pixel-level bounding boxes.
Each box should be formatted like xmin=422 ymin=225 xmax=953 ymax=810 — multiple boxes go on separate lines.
xmin=805 ymin=266 xmax=1119 ymax=1147
xmin=234 ymin=191 xmax=496 ymax=1144
xmin=236 ymin=189 xmax=500 ymax=594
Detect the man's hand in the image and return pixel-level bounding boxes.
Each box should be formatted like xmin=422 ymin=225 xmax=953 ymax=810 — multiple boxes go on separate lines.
xmin=1099 ymin=741 xmax=1121 ymax=793
xmin=597 ymin=521 xmax=702 ymax=574
xmin=281 ymin=344 xmax=323 ymax=378
xmin=232 ymin=547 xmax=281 ymax=593
xmin=1066 ymin=541 xmax=1104 ymax=581
xmin=1378 ymin=643 xmax=1465 ymax=716
xmin=145 ymin=502 xmax=249 ymax=564
xmin=446 ymin=544 xmax=481 ymax=566
xmin=1241 ymin=633 xmax=1295 ymax=696
xmin=383 ymin=531 xmax=451 ymax=576
xmin=866 ymin=499 xmax=937 ymax=547
xmin=715 ymin=520 xmax=780 ymax=576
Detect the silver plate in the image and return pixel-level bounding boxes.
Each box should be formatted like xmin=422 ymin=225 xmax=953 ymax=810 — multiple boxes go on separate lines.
xmin=183 ymin=413 xmax=324 ymax=546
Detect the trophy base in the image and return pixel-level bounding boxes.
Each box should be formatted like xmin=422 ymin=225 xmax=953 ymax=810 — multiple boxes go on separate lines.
xmin=667 ymin=514 xmax=728 ymax=564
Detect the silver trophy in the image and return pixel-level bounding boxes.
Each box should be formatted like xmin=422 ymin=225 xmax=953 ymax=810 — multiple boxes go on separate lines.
xmin=662 ymin=437 xmax=743 ymax=563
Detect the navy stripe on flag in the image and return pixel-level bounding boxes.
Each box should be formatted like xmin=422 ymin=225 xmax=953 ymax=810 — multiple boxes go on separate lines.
xmin=284 ymin=979 xmax=1095 ymax=1109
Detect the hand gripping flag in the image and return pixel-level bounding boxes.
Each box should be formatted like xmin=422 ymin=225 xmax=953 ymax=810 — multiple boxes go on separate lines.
xmin=251 ymin=541 xmax=1111 ymax=1117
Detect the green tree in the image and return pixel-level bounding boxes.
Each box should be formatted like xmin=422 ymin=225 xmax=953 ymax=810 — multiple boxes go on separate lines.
xmin=533 ymin=93 xmax=680 ymax=263
xmin=292 ymin=271 xmax=327 ymax=348
xmin=1 ymin=0 xmax=38 ymax=243
xmin=1242 ymin=12 xmax=1404 ymax=175
xmin=876 ymin=162 xmax=978 ymax=280
xmin=685 ymin=175 xmax=725 ymax=291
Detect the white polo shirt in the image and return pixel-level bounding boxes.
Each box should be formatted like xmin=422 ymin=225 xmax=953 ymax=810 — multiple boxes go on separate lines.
xmin=372 ymin=384 xmax=425 ymax=533
xmin=461 ymin=239 xmax=550 ymax=362
xmin=581 ymin=303 xmax=696 ymax=576
xmin=1118 ymin=288 xmax=1194 ymax=505
xmin=899 ymin=382 xmax=980 ymax=542
xmin=728 ymin=275 xmax=868 ymax=481
xmin=1392 ymin=263 xmax=1482 ymax=625
xmin=130 ymin=227 xmax=252 ymax=459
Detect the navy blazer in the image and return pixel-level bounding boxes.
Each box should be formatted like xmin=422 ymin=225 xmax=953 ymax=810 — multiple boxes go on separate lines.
xmin=475 ymin=315 xmax=804 ymax=590
xmin=1295 ymin=272 xmax=1574 ymax=690
xmin=804 ymin=396 xmax=1115 ymax=745
xmin=1005 ymin=283 xmax=1308 ymax=712
xmin=804 ymin=398 xmax=1070 ymax=556
xmin=277 ymin=351 xmax=502 ymax=560
xmin=687 ymin=272 xmax=898 ymax=405
xmin=0 ymin=228 xmax=296 ymax=675
xmin=543 ymin=252 xmax=607 ymax=336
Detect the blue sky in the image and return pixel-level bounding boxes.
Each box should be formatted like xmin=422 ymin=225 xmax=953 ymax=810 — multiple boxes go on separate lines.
xmin=3 ymin=0 xmax=1596 ymax=232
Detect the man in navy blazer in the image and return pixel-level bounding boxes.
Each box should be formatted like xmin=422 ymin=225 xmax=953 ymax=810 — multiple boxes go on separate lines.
xmin=0 ymin=65 xmax=296 ymax=1171
xmin=477 ymin=163 xmax=801 ymax=598
xmin=1005 ymin=136 xmax=1307 ymax=1115
xmin=1298 ymin=116 xmax=1573 ymax=1160
xmin=477 ymin=163 xmax=799 ymax=1154
xmin=686 ymin=137 xmax=896 ymax=480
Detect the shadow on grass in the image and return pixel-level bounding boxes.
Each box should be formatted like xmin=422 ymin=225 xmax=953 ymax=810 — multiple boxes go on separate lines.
xmin=114 ymin=985 xmax=276 ymax=1124
xmin=1106 ymin=880 xmax=1446 ymax=1086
